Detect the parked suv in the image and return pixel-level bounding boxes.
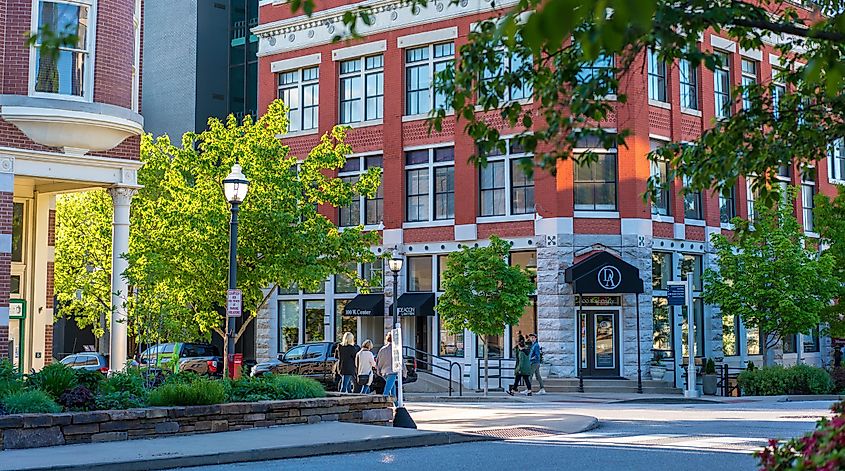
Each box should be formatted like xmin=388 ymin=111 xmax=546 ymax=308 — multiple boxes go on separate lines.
xmin=253 ymin=342 xmax=417 ymax=392
xmin=59 ymin=353 xmax=139 ymax=373
xmin=137 ymin=343 xmax=222 ymax=376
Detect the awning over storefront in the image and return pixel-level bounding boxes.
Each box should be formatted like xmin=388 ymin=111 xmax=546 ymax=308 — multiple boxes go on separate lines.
xmin=342 ymin=294 xmax=385 ymax=316
xmin=396 ymin=293 xmax=436 ymax=316
xmin=564 ymin=251 xmax=644 ymax=294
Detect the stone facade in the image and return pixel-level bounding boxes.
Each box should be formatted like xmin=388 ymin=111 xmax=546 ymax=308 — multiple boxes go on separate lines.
xmin=0 ymin=394 xmax=392 ymax=450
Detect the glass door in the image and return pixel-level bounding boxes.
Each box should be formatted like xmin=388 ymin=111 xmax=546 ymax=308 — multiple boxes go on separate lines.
xmin=579 ymin=311 xmax=620 ymax=378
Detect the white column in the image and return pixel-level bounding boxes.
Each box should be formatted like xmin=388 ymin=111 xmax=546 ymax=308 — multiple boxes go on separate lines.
xmin=108 ymin=186 xmax=136 ymax=372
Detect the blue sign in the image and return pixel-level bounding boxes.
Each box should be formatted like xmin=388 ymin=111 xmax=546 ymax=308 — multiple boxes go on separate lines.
xmin=667 ymin=285 xmax=686 ymax=306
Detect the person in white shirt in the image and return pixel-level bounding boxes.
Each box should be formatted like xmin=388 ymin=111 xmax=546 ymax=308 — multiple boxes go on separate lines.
xmin=355 ymin=339 xmax=377 ymax=394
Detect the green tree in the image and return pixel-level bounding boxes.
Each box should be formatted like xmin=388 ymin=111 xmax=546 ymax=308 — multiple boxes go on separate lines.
xmin=128 ymin=100 xmax=382 ymax=373
xmin=813 ymin=186 xmax=845 ymax=338
xmin=54 ymin=190 xmax=113 ymax=349
xmin=703 ymin=191 xmax=839 ymax=366
xmin=435 ymin=236 xmax=533 ymax=395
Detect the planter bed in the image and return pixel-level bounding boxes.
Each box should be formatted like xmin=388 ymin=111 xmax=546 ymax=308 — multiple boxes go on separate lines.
xmin=0 ymin=394 xmax=392 ymax=450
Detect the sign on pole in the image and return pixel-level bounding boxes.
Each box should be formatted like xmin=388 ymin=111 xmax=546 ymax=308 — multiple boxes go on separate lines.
xmin=667 ymin=284 xmax=685 ymax=306
xmin=391 ymin=327 xmax=403 ymax=372
xmin=226 ymin=289 xmax=242 ymax=318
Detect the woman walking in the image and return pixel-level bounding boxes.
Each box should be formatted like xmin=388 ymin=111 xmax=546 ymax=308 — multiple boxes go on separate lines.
xmin=355 ymin=339 xmax=377 ymax=393
xmin=335 ymin=332 xmax=358 ymax=393
xmin=507 ymin=335 xmax=532 ymax=396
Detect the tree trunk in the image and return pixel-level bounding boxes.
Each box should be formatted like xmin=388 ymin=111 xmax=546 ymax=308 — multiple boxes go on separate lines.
xmin=483 ymin=334 xmax=489 ymax=397
xmin=761 ymin=331 xmax=772 ymax=367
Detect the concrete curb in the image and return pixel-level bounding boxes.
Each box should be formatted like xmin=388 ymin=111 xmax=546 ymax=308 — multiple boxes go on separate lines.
xmin=14 ymin=431 xmax=495 ymax=471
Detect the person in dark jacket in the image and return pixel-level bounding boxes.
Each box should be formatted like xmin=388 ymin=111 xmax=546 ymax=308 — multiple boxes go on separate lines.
xmin=335 ymin=332 xmax=359 ymax=393
xmin=507 ymin=335 xmax=532 ymax=396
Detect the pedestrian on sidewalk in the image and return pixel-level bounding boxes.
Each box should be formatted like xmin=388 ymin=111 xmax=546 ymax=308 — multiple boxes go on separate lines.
xmin=355 ymin=339 xmax=377 ymax=394
xmin=528 ymin=333 xmax=546 ymax=395
xmin=376 ymin=332 xmax=405 ymax=401
xmin=507 ymin=335 xmax=532 ymax=396
xmin=335 ymin=332 xmax=359 ymax=393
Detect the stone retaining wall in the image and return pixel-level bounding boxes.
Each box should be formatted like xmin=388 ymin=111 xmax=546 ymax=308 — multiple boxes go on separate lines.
xmin=0 ymin=394 xmax=393 ymax=450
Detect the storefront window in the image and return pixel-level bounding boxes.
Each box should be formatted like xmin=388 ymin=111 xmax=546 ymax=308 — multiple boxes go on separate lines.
xmin=304 ymin=300 xmax=325 ymax=342
xmin=681 ymin=298 xmax=704 ymax=357
xmin=510 ymin=298 xmax=537 ymax=341
xmin=783 ymin=334 xmax=797 ymax=354
xmin=334 ymin=299 xmax=357 ymax=342
xmin=680 ymin=254 xmax=703 ymax=291
xmin=407 ymin=256 xmax=432 ymax=292
xmin=304 ymin=280 xmax=325 ymax=294
xmin=510 ymin=251 xmax=537 ymax=286
xmin=652 ymin=252 xmax=672 ymax=290
xmin=362 ymin=258 xmax=384 ymax=293
xmin=652 ymin=297 xmax=671 ymax=352
xmin=746 ymin=325 xmax=761 ymax=356
xmin=278 ymin=300 xmax=299 ymax=353
xmin=722 ymin=313 xmax=739 ymax=356
xmin=439 ymin=316 xmax=464 ymax=357
xmin=476 ymin=334 xmax=504 ymax=359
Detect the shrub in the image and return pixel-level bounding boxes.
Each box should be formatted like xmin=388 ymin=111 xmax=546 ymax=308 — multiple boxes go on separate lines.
xmin=99 ymin=370 xmax=147 ymax=397
xmin=225 ymin=375 xmax=325 ymax=402
xmin=27 ymin=362 xmax=78 ymax=399
xmin=95 ymin=391 xmax=146 ymax=410
xmin=74 ymin=369 xmax=105 ymax=392
xmin=0 ymin=379 xmax=23 ymax=399
xmin=704 ymin=358 xmax=717 ymax=375
xmin=831 ymin=367 xmax=845 ymax=394
xmin=163 ymin=371 xmax=202 ymax=385
xmin=757 ymin=400 xmax=845 ymax=470
xmin=225 ymin=376 xmax=277 ymax=402
xmin=147 ymin=378 xmax=226 ymax=406
xmin=269 ymin=375 xmax=325 ymax=400
xmin=0 ymin=358 xmax=17 ymax=381
xmin=1 ymin=390 xmax=62 ymax=414
xmin=58 ymin=385 xmax=95 ymax=411
xmin=738 ymin=365 xmax=834 ymax=396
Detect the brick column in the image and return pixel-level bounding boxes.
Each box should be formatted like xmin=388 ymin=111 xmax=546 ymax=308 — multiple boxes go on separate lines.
xmin=0 ymin=156 xmax=13 ymax=359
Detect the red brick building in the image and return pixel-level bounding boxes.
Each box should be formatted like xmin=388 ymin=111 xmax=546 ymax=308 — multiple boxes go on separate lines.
xmin=0 ymin=0 xmax=143 ymax=372
xmin=253 ymin=0 xmax=837 ymax=389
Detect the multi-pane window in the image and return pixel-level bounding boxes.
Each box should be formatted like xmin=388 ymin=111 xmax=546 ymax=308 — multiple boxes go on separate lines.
xmin=650 ymin=140 xmax=671 ymax=216
xmin=681 ymin=254 xmax=703 ymax=291
xmin=653 ymin=297 xmax=671 ymax=352
xmin=278 ymin=300 xmax=300 ymax=352
xmin=362 ymin=258 xmax=384 ymax=293
xmin=802 ymin=167 xmax=817 ymax=232
xmin=405 ymin=42 xmax=454 ymax=115
xmin=679 ymin=58 xmax=699 ymax=110
xmin=277 ymin=66 xmax=319 ymax=132
xmin=722 ymin=313 xmax=740 ymax=356
xmin=828 ymin=139 xmax=845 ymax=182
xmin=719 ymin=185 xmax=737 ymax=223
xmin=483 ymin=50 xmax=533 ymax=102
xmin=741 ymin=59 xmax=758 ymax=110
xmin=772 ymin=68 xmax=786 ymax=120
xmin=33 ymin=1 xmax=92 ymax=98
xmin=405 ymin=146 xmax=455 ymax=222
xmin=747 ymin=177 xmax=760 ymax=223
xmin=574 ymin=153 xmax=617 ymax=211
xmin=479 ymin=140 xmax=534 ymax=216
xmin=338 ymin=155 xmax=383 ymax=227
xmin=714 ymin=51 xmax=732 ymax=119
xmin=652 ymin=251 xmax=672 ymax=290
xmin=576 ymin=54 xmax=614 ymax=85
xmin=683 ymin=176 xmax=702 ymax=220
xmin=407 ymin=256 xmax=433 ymax=292
xmin=647 ymin=49 xmax=667 ymax=103
xmin=11 ymin=202 xmax=24 ymax=263
xmin=339 ymin=55 xmax=383 ymax=124
xmin=803 ymin=326 xmax=820 ymax=353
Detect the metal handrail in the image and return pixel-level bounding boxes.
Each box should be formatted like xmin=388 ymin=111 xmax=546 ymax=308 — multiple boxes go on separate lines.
xmin=402 ymin=346 xmax=463 ymax=396
xmin=476 ymin=357 xmax=515 ymax=391
xmin=719 ymin=363 xmax=746 ymax=397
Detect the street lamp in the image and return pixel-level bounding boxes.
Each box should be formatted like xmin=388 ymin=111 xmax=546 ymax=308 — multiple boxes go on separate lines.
xmin=223 ymin=163 xmax=249 ymax=377
xmin=388 ymin=254 xmax=415 ymax=429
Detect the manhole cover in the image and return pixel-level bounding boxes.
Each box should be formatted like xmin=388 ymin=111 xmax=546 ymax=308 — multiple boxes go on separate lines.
xmin=466 ymin=426 xmax=557 ymax=439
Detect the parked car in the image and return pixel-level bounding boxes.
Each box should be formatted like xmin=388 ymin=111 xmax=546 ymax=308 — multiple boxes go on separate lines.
xmin=253 ymin=342 xmax=417 ymax=391
xmin=59 ymin=353 xmax=138 ymax=373
xmin=137 ymin=343 xmax=222 ymax=376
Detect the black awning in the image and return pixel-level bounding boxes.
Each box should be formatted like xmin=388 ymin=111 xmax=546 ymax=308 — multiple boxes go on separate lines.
xmin=396 ymin=293 xmax=436 ymax=316
xmin=343 ymin=294 xmax=385 ymax=316
xmin=564 ymin=251 xmax=644 ymax=294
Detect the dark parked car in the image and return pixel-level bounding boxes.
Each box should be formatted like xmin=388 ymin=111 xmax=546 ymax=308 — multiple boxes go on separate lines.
xmin=253 ymin=342 xmax=417 ymax=391
xmin=59 ymin=353 xmax=138 ymax=373
xmin=137 ymin=343 xmax=223 ymax=376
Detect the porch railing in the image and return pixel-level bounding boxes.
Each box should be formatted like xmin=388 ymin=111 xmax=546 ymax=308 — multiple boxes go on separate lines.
xmin=402 ymin=346 xmax=463 ymax=396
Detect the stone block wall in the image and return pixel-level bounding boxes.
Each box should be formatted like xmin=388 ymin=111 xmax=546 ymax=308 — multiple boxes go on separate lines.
xmin=0 ymin=394 xmax=392 ymax=450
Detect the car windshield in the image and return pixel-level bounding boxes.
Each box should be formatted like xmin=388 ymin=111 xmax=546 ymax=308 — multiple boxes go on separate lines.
xmin=181 ymin=344 xmax=219 ymax=357
xmin=60 ymin=355 xmax=76 ymax=365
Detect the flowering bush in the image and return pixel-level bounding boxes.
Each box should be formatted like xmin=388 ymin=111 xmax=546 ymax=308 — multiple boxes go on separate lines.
xmin=757 ymin=401 xmax=845 ymax=470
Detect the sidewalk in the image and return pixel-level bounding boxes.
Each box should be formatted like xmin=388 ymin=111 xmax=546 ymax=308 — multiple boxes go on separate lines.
xmin=405 ymin=391 xmax=844 ymax=405
xmin=0 ymin=422 xmax=487 ymax=471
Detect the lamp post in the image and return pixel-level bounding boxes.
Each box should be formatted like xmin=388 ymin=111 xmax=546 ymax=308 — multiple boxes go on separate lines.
xmin=223 ymin=163 xmax=249 ymax=377
xmin=388 ymin=255 xmax=416 ymax=429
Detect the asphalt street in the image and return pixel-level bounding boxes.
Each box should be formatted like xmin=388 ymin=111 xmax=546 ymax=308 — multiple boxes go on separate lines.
xmin=176 ymin=398 xmax=833 ymax=471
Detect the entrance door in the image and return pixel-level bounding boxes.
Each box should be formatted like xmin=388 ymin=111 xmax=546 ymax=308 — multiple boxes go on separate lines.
xmin=579 ymin=311 xmax=620 ymax=378
xmin=414 ymin=316 xmax=430 ymax=371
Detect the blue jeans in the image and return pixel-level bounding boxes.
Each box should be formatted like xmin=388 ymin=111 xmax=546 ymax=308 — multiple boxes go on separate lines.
xmin=339 ymin=375 xmax=355 ymax=393
xmin=382 ymin=373 xmax=398 ymax=398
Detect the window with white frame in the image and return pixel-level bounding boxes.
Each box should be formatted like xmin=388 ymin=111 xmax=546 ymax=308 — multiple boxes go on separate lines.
xmin=574 ymin=144 xmax=618 ymax=212
xmin=576 ymin=54 xmax=614 ymax=85
xmin=32 ymin=0 xmax=93 ymax=98
xmin=649 ymin=140 xmax=671 ymax=216
xmin=482 ymin=50 xmax=533 ymax=102
xmin=277 ymin=66 xmax=319 ymax=132
xmin=714 ymin=51 xmax=732 ymax=119
xmin=829 ymin=139 xmax=845 ymax=182
xmin=405 ymin=146 xmax=455 ymax=222
xmin=801 ymin=167 xmax=816 ymax=232
xmin=741 ymin=58 xmax=757 ymax=111
xmin=405 ymin=42 xmax=454 ymax=115
xmin=479 ymin=140 xmax=535 ymax=217
xmin=683 ymin=175 xmax=702 ymax=219
xmin=747 ymin=176 xmax=760 ymax=222
xmin=338 ymin=154 xmax=383 ymax=227
xmin=339 ymin=55 xmax=383 ymax=124
xmin=719 ymin=185 xmax=737 ymax=223
xmin=647 ymin=49 xmax=667 ymax=103
xmin=772 ymin=67 xmax=786 ymax=120
xmin=679 ymin=58 xmax=699 ymax=110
